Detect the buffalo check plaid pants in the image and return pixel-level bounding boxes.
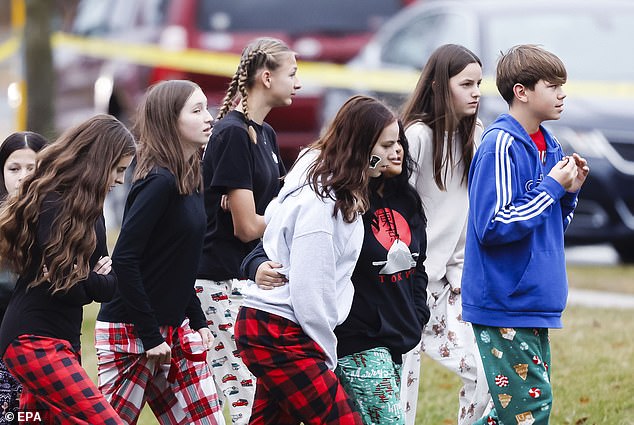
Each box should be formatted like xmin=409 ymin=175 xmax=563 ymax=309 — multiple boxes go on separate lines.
xmin=3 ymin=334 xmax=123 ymax=425
xmin=234 ymin=307 xmax=363 ymax=425
xmin=95 ymin=320 xmax=223 ymax=425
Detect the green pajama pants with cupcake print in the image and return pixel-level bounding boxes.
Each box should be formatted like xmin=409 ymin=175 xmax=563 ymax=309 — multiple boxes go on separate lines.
xmin=472 ymin=325 xmax=552 ymax=425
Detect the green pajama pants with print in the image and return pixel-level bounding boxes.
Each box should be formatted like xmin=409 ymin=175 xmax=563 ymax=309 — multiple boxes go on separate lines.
xmin=472 ymin=325 xmax=552 ymax=425
xmin=335 ymin=347 xmax=404 ymax=425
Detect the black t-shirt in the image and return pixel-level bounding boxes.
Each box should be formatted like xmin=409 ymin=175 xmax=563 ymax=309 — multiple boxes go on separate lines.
xmin=98 ymin=167 xmax=207 ymax=351
xmin=0 ymin=193 xmax=116 ymax=355
xmin=198 ymin=110 xmax=286 ymax=280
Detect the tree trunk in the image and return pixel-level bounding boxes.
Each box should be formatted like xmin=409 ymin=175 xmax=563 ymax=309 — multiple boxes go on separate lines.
xmin=24 ymin=0 xmax=54 ymax=138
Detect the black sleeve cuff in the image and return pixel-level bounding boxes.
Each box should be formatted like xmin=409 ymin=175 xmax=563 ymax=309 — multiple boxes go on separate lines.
xmin=240 ymin=241 xmax=269 ymax=280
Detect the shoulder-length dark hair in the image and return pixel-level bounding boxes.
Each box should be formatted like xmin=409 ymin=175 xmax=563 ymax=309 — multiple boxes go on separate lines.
xmin=306 ymin=95 xmax=398 ymax=223
xmin=0 ymin=114 xmax=136 ymax=294
xmin=401 ymin=44 xmax=482 ymax=190
xmin=0 ymin=131 xmax=48 ymax=199
xmin=134 ymin=80 xmax=203 ymax=194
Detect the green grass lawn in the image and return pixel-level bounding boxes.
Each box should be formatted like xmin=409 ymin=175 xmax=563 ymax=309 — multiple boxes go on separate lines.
xmin=80 ymin=264 xmax=634 ymax=424
xmin=416 ymin=305 xmax=634 ymax=425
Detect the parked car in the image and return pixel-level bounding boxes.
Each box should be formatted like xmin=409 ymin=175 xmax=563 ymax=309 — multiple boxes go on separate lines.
xmin=321 ymin=0 xmax=634 ymax=262
xmin=56 ymin=0 xmax=411 ymax=168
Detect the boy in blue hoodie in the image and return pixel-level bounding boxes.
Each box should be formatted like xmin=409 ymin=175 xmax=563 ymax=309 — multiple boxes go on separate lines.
xmin=461 ymin=44 xmax=589 ymax=424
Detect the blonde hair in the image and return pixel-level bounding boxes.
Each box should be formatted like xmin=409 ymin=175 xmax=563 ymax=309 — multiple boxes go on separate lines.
xmin=216 ymin=37 xmax=294 ymax=143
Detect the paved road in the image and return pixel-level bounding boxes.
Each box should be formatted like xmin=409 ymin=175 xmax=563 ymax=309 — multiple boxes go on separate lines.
xmin=568 ymin=288 xmax=634 ymax=309
xmin=566 ymin=244 xmax=619 ymax=266
xmin=565 ymin=244 xmax=634 ymax=308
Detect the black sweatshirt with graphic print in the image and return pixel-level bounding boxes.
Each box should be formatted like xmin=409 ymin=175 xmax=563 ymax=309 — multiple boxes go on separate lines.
xmin=334 ymin=187 xmax=429 ymax=363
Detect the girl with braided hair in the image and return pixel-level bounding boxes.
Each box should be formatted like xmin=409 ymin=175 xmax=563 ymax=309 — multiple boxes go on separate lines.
xmin=195 ymin=37 xmax=300 ymax=422
xmin=0 ymin=115 xmax=135 ymax=423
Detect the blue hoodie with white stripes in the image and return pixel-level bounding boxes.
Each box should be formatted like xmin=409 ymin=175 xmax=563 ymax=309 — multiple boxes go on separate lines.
xmin=461 ymin=114 xmax=579 ymax=329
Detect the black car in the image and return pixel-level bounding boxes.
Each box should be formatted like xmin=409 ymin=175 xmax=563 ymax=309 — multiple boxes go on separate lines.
xmin=322 ymin=0 xmax=634 ymax=262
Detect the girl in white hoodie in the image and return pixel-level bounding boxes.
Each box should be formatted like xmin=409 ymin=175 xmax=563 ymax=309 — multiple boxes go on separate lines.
xmin=234 ymin=95 xmax=399 ymax=425
xmin=399 ymin=44 xmax=492 ymax=425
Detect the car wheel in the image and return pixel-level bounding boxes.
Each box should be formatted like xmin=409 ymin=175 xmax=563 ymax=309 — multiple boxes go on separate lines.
xmin=613 ymin=240 xmax=634 ymax=263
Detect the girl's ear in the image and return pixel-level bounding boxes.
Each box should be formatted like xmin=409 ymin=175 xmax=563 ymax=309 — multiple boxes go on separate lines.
xmin=261 ymin=70 xmax=272 ymax=88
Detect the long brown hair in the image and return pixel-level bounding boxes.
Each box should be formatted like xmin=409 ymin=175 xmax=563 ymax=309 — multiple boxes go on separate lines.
xmin=0 ymin=114 xmax=135 ymax=294
xmin=306 ymin=95 xmax=397 ymax=223
xmin=216 ymin=37 xmax=294 ymax=142
xmin=401 ymin=44 xmax=482 ymax=190
xmin=133 ymin=80 xmax=203 ymax=194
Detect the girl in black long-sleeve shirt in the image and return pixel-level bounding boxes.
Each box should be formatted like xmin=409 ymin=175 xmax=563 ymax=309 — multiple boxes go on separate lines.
xmin=95 ymin=80 xmax=222 ymax=425
xmin=0 ymin=115 xmax=135 ymax=424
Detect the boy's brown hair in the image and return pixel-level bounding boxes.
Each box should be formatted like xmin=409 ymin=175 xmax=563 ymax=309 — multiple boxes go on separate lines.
xmin=496 ymin=44 xmax=567 ymax=105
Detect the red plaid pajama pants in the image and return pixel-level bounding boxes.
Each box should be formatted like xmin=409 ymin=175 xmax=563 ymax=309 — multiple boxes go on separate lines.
xmin=95 ymin=320 xmax=222 ymax=425
xmin=234 ymin=307 xmax=362 ymax=425
xmin=2 ymin=334 xmax=123 ymax=425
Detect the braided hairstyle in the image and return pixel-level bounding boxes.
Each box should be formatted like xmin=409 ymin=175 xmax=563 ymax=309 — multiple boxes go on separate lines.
xmin=216 ymin=37 xmax=294 ymax=143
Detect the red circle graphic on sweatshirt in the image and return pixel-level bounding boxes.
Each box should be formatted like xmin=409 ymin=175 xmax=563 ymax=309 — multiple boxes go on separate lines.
xmin=372 ymin=208 xmax=411 ymax=250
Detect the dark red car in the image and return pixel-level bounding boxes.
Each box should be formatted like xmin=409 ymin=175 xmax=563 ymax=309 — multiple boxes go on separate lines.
xmin=231 ymin=399 xmax=249 ymax=408
xmin=210 ymin=292 xmax=229 ymax=302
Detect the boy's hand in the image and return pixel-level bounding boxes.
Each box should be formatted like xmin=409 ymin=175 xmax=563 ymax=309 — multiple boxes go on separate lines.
xmin=568 ymin=153 xmax=590 ymax=193
xmin=548 ymin=156 xmax=578 ymax=191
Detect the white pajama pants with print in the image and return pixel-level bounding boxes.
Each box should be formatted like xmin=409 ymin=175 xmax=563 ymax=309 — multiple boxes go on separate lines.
xmin=401 ymin=279 xmax=492 ymax=425
xmin=195 ymin=279 xmax=256 ymax=425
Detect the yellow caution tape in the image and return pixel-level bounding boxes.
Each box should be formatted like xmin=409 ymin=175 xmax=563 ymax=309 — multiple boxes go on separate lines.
xmin=50 ymin=33 xmax=634 ymax=98
xmin=50 ymin=33 xmax=424 ymax=93
xmin=51 ymin=33 xmax=240 ymax=77
xmin=0 ymin=36 xmax=19 ymax=63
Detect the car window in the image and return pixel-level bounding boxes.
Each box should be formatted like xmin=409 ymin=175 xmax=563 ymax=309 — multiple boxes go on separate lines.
xmin=196 ymin=0 xmax=401 ymax=34
xmin=380 ymin=12 xmax=473 ymax=69
xmin=72 ymin=0 xmax=112 ymax=35
xmin=72 ymin=0 xmax=168 ymax=35
xmin=483 ymin=11 xmax=634 ymax=81
xmin=141 ymin=0 xmax=169 ymax=27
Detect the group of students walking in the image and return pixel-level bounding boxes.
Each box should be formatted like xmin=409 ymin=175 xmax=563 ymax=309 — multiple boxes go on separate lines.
xmin=0 ymin=35 xmax=588 ymax=425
